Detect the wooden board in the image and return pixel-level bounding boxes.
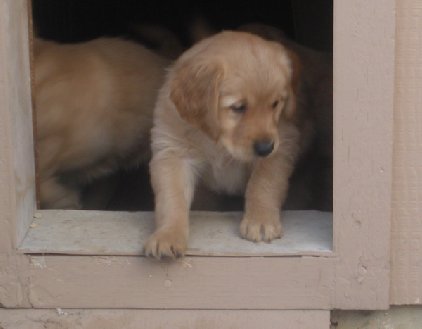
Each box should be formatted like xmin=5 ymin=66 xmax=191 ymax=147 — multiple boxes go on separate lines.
xmin=332 ymin=0 xmax=394 ymax=309
xmin=0 ymin=0 xmax=36 ymax=246
xmin=0 ymin=0 xmax=34 ymax=308
xmin=0 ymin=309 xmax=330 ymax=329
xmin=26 ymin=255 xmax=334 ymax=309
xmin=20 ymin=210 xmax=333 ymax=256
xmin=390 ymin=0 xmax=422 ymax=305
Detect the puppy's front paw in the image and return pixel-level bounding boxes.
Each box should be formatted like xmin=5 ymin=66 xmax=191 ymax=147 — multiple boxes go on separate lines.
xmin=144 ymin=228 xmax=187 ymax=259
xmin=240 ymin=214 xmax=283 ymax=242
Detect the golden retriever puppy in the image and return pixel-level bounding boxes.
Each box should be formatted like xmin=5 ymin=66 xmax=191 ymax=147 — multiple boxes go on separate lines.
xmin=34 ymin=38 xmax=170 ymax=209
xmin=188 ymin=22 xmax=333 ymax=210
xmin=145 ymin=31 xmax=315 ymax=259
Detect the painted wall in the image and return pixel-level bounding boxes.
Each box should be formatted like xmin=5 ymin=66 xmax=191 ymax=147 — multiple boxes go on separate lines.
xmin=391 ymin=0 xmax=422 ymax=305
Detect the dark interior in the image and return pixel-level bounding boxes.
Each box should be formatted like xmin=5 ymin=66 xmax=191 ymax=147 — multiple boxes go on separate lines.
xmin=32 ymin=0 xmax=333 ymax=211
xmin=33 ymin=0 xmax=332 ymax=50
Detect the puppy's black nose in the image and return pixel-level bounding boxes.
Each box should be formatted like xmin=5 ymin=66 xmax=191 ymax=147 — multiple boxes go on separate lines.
xmin=253 ymin=140 xmax=274 ymax=157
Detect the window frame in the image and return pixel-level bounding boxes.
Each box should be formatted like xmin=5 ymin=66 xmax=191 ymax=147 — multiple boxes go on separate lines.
xmin=0 ymin=0 xmax=394 ymax=310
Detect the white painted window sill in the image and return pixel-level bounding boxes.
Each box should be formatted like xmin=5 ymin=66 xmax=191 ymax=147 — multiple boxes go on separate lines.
xmin=19 ymin=210 xmax=333 ymax=257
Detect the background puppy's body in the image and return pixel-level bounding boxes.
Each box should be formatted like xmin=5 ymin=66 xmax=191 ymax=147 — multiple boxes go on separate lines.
xmin=35 ymin=38 xmax=169 ymax=209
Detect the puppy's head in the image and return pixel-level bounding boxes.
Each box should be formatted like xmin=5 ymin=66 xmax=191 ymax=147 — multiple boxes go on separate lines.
xmin=170 ymin=31 xmax=299 ymax=162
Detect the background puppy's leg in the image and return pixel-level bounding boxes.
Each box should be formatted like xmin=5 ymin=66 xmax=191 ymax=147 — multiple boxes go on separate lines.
xmin=241 ymin=155 xmax=293 ymax=242
xmin=144 ymin=155 xmax=196 ymax=259
xmin=81 ymin=173 xmax=121 ymax=210
xmin=39 ymin=176 xmax=81 ymax=209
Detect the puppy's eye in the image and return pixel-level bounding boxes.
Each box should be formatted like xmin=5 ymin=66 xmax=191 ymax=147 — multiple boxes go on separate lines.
xmin=230 ymin=103 xmax=247 ymax=114
xmin=272 ymin=100 xmax=280 ymax=109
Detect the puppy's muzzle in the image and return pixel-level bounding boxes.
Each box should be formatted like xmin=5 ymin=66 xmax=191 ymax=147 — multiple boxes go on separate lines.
xmin=253 ymin=140 xmax=274 ymax=157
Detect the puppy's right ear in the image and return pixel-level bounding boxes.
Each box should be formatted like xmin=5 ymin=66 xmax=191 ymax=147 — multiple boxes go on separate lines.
xmin=169 ymin=59 xmax=223 ymax=139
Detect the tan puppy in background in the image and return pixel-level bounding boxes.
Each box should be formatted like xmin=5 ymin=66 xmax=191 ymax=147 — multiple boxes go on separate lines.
xmin=34 ymin=38 xmax=170 ymax=209
xmin=145 ymin=31 xmax=315 ymax=259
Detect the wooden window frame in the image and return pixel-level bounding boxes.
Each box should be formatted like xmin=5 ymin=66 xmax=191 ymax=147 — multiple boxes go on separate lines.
xmin=0 ymin=0 xmax=394 ymax=310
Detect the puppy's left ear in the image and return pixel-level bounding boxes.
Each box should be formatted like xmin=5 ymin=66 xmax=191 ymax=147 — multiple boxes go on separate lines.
xmin=169 ymin=59 xmax=224 ymax=139
xmin=283 ymin=49 xmax=302 ymax=120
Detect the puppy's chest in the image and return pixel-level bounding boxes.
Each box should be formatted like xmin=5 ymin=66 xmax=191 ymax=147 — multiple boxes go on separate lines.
xmin=201 ymin=155 xmax=251 ymax=195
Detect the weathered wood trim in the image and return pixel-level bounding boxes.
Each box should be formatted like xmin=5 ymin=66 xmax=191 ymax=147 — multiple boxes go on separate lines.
xmin=1 ymin=0 xmax=36 ymax=246
xmin=0 ymin=0 xmax=34 ymax=308
xmin=390 ymin=0 xmax=422 ymax=305
xmin=19 ymin=210 xmax=333 ymax=257
xmin=27 ymin=255 xmax=334 ymax=309
xmin=332 ymin=0 xmax=395 ymax=309
xmin=0 ymin=309 xmax=330 ymax=329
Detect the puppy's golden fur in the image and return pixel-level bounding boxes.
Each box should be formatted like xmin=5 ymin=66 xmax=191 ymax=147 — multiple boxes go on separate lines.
xmin=34 ymin=38 xmax=169 ymax=209
xmin=145 ymin=31 xmax=316 ymax=259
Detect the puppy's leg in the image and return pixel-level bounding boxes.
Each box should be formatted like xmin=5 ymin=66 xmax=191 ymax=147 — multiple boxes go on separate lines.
xmin=144 ymin=154 xmax=196 ymax=259
xmin=241 ymin=155 xmax=293 ymax=242
xmin=39 ymin=176 xmax=81 ymax=209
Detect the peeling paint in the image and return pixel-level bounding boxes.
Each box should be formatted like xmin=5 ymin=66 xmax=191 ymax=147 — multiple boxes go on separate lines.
xmin=30 ymin=257 xmax=46 ymax=269
xmin=56 ymin=308 xmax=68 ymax=316
xmin=33 ymin=213 xmax=42 ymax=219
xmin=181 ymin=258 xmax=193 ymax=269
xmin=95 ymin=257 xmax=112 ymax=266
